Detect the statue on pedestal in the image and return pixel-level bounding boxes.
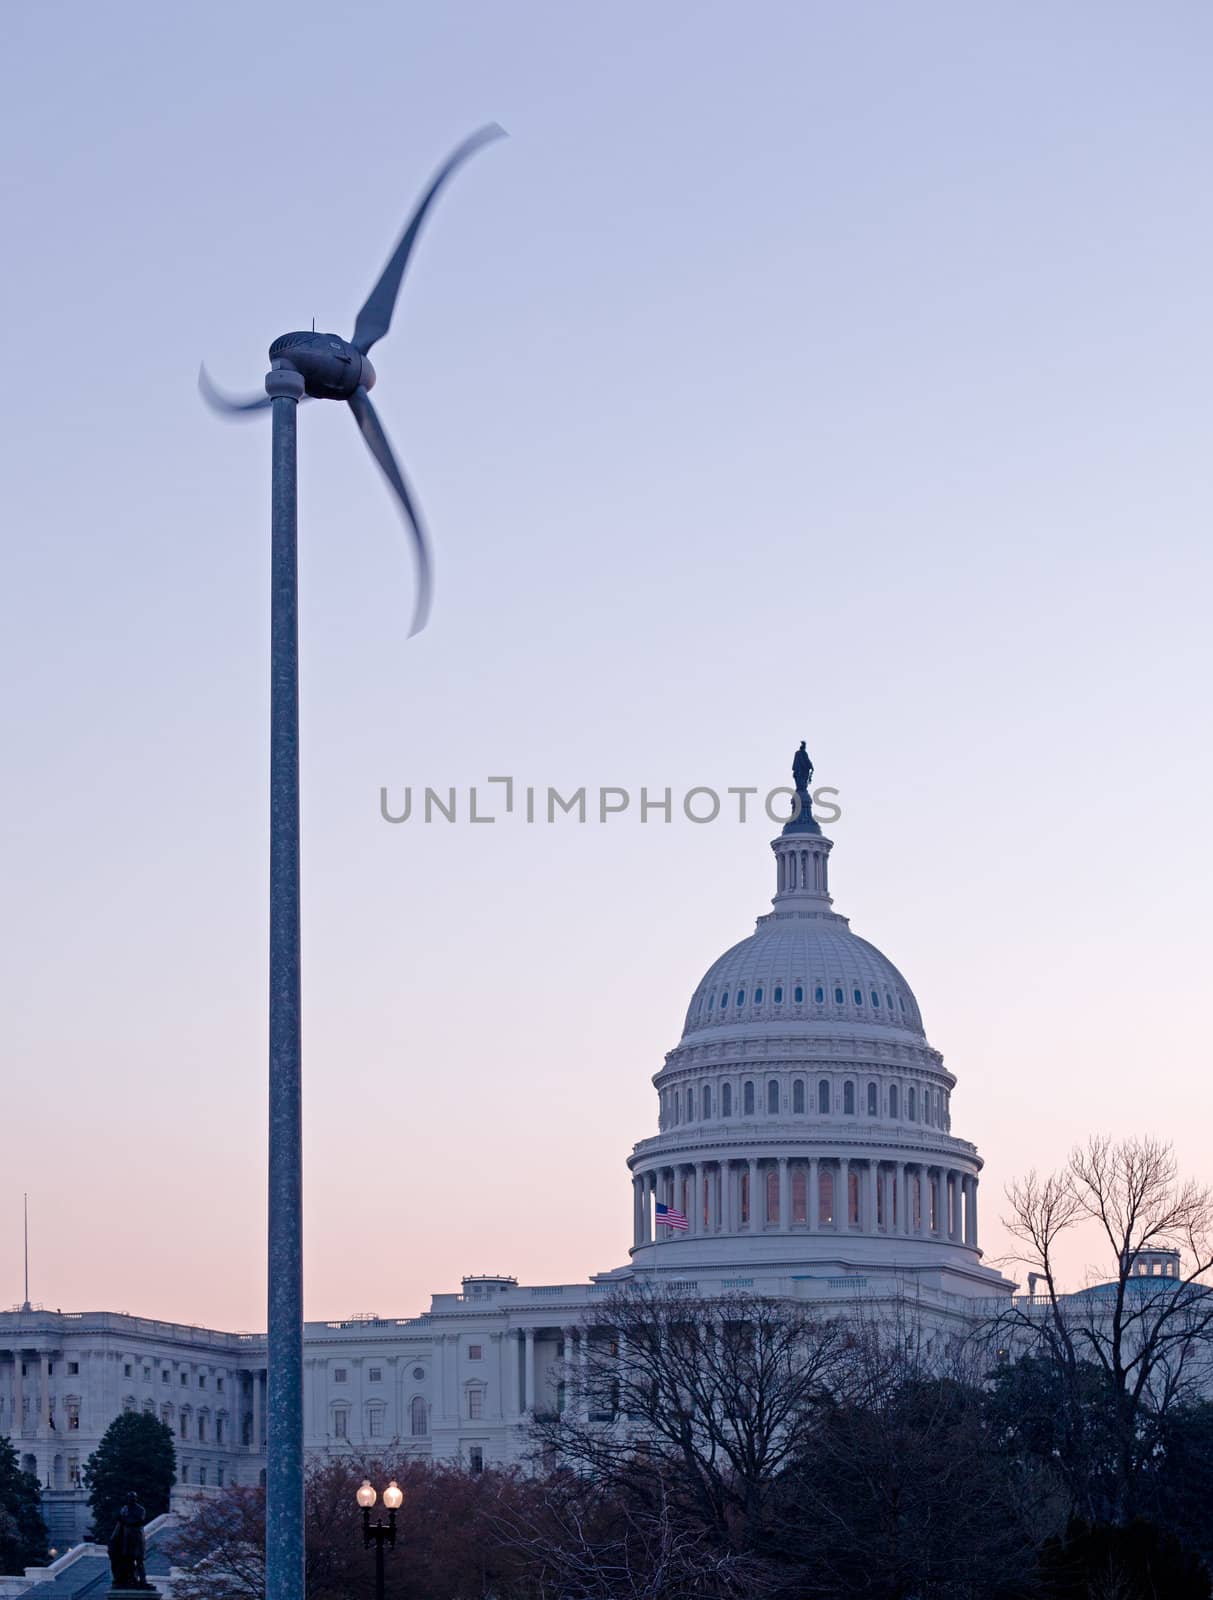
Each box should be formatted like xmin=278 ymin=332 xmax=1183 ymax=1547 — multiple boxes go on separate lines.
xmin=108 ymin=1491 xmax=152 ymax=1592
xmin=792 ymin=740 xmax=813 ymax=797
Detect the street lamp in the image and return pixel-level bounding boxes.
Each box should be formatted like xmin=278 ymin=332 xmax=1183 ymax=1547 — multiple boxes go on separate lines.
xmin=357 ymin=1479 xmax=404 ymax=1600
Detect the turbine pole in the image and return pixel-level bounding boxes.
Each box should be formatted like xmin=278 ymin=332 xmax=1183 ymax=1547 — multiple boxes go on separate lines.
xmin=265 ymin=360 xmax=305 ymax=1600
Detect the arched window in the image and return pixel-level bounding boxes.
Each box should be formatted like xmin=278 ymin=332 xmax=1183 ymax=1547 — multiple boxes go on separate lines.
xmin=687 ymin=1086 xmax=695 ymax=1120
xmin=743 ymin=1080 xmax=755 ymax=1115
xmin=410 ymin=1396 xmax=428 ymax=1436
xmin=792 ymin=1079 xmax=805 ymax=1114
xmin=844 ymin=1081 xmax=855 ymax=1115
xmin=819 ymin=1168 xmax=835 ymax=1225
xmin=871 ymin=990 xmax=880 ymax=1007
xmin=854 ymin=987 xmax=864 ymax=1005
xmin=708 ymin=992 xmax=715 ymax=1008
xmin=767 ymin=1080 xmax=779 ymax=1114
xmin=754 ymin=986 xmax=763 ymax=1004
xmin=720 ymin=989 xmax=729 ymax=1008
xmin=672 ymin=1090 xmax=680 ymax=1125
xmin=834 ymin=986 xmax=845 ymax=1004
xmin=908 ymin=1086 xmax=917 ymax=1121
xmin=722 ymin=1083 xmax=733 ymax=1117
xmin=773 ymin=986 xmax=783 ymax=1004
xmin=889 ymin=1084 xmax=899 ymax=1119
xmin=792 ymin=1167 xmax=807 ymax=1223
xmin=886 ymin=991 xmax=894 ymax=1009
xmin=926 ymin=1093 xmax=934 ymax=1127
xmin=736 ymin=989 xmax=745 ymax=1006
xmin=818 ymin=1078 xmax=830 ymax=1114
xmin=702 ymin=1083 xmax=712 ymax=1118
xmin=794 ymin=984 xmax=804 ymax=1003
xmin=766 ymin=1168 xmax=779 ymax=1224
xmin=867 ymin=1082 xmax=878 ymax=1116
xmin=814 ymin=985 xmax=825 ymax=1002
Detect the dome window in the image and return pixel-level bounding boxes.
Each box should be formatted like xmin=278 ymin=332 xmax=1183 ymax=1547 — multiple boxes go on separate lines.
xmin=908 ymin=1086 xmax=917 ymax=1121
xmin=867 ymin=1082 xmax=878 ymax=1116
xmin=794 ymin=985 xmax=804 ymax=1003
xmin=707 ymin=992 xmax=715 ymax=1009
xmin=814 ymin=985 xmax=825 ymax=1003
xmin=773 ymin=986 xmax=783 ymax=1004
xmin=702 ymin=1083 xmax=712 ymax=1118
xmin=843 ymin=1081 xmax=856 ymax=1115
xmin=889 ymin=1084 xmax=900 ymax=1119
xmin=834 ymin=986 xmax=844 ymax=1004
xmin=721 ymin=989 xmax=730 ymax=1008
xmin=898 ymin=995 xmax=906 ymax=1012
xmin=721 ymin=1083 xmax=733 ymax=1117
xmin=793 ymin=1079 xmax=805 ymax=1114
xmin=736 ymin=989 xmax=745 ymax=1006
xmin=743 ymin=1080 xmax=755 ymax=1115
xmin=854 ymin=988 xmax=864 ymax=1005
xmin=871 ymin=990 xmax=880 ymax=1007
xmin=754 ymin=986 xmax=763 ymax=1004
xmin=886 ymin=991 xmax=894 ymax=1009
xmin=818 ymin=1078 xmax=830 ymax=1114
xmin=687 ymin=1087 xmax=696 ymax=1120
xmin=767 ymin=1080 xmax=779 ymax=1114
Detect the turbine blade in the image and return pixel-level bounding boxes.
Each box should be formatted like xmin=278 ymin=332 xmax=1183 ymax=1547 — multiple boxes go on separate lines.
xmin=350 ymin=124 xmax=505 ymax=357
xmin=348 ymin=386 xmax=433 ymax=636
xmin=198 ymin=364 xmax=273 ymax=416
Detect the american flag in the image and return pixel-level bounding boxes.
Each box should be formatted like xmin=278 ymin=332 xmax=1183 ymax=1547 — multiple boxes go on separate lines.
xmin=655 ymin=1201 xmax=688 ymax=1232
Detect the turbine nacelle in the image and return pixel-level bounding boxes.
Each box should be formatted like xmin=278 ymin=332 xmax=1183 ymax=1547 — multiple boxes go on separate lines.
xmin=267 ymin=332 xmax=376 ymax=401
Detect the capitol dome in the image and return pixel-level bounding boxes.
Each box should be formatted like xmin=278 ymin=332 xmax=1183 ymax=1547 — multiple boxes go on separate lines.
xmin=623 ymin=754 xmax=1013 ymax=1300
xmin=682 ymin=923 xmax=925 ymax=1042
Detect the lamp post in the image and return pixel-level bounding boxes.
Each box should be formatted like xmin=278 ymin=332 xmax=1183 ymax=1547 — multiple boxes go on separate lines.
xmin=357 ymin=1478 xmax=403 ymax=1600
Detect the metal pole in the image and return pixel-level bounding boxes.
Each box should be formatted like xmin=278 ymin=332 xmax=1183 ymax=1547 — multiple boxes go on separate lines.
xmin=375 ymin=1533 xmax=385 ymax=1600
xmin=266 ymin=362 xmax=305 ymax=1600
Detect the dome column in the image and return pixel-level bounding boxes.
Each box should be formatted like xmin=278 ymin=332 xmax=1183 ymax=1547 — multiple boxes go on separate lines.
xmin=778 ymin=1159 xmax=790 ymax=1232
xmin=965 ymin=1176 xmax=978 ymax=1247
xmin=808 ymin=1157 xmax=820 ymax=1229
xmin=747 ymin=1159 xmax=759 ymax=1231
xmin=897 ymin=1162 xmax=908 ymax=1236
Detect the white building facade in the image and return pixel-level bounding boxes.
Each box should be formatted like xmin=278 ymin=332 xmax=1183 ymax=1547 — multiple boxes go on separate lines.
xmin=2 ymin=788 xmax=1015 ymax=1543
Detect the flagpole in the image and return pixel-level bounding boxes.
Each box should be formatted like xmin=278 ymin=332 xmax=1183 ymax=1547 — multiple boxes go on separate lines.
xmin=22 ymin=1194 xmax=30 ymax=1312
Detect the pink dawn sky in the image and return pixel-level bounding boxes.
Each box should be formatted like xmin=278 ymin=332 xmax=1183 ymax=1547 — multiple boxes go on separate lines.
xmin=2 ymin=0 xmax=1211 ymax=1328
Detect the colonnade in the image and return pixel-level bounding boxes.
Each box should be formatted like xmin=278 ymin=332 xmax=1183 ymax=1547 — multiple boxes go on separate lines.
xmin=631 ymin=1158 xmax=978 ymax=1248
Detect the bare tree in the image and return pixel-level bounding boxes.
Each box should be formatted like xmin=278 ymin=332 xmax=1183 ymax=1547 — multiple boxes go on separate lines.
xmin=491 ymin=1473 xmax=771 ymax=1600
xmin=528 ymin=1286 xmax=855 ymax=1548
xmin=999 ymin=1135 xmax=1213 ymax=1522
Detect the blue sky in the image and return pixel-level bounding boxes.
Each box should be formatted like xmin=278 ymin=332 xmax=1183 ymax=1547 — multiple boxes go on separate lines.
xmin=2 ymin=1 xmax=1211 ymax=1323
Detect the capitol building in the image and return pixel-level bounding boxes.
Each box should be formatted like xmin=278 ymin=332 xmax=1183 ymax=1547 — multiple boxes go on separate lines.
xmin=1 ymin=774 xmax=1016 ymax=1546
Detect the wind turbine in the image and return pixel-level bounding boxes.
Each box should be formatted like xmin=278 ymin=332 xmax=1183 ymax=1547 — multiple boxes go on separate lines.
xmin=200 ymin=125 xmax=503 ymax=1600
